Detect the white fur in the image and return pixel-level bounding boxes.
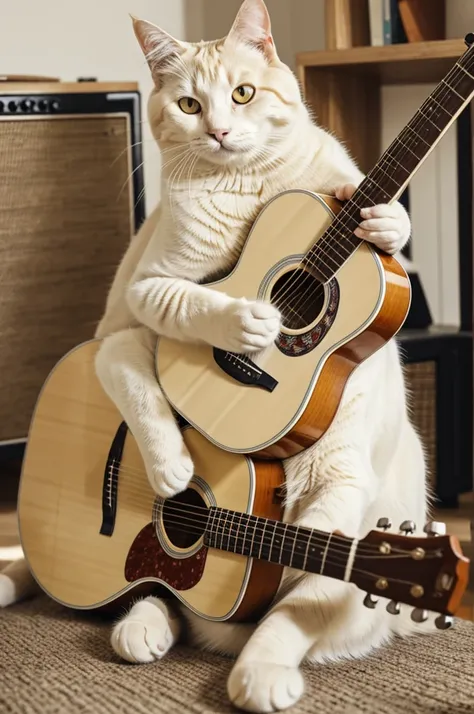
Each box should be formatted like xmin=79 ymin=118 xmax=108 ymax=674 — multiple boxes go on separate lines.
xmin=1 ymin=2 xmax=432 ymax=712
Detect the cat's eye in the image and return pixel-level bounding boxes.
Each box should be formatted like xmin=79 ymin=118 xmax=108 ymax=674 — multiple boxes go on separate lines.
xmin=178 ymin=97 xmax=202 ymax=115
xmin=232 ymin=85 xmax=255 ymax=105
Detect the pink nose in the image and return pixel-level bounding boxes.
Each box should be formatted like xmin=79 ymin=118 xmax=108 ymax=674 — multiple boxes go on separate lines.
xmin=208 ymin=129 xmax=230 ymax=144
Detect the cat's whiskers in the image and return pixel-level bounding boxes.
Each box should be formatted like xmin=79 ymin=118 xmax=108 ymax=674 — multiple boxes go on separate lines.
xmin=116 ymin=160 xmax=146 ymax=203
xmin=167 ymin=149 xmax=196 ymax=224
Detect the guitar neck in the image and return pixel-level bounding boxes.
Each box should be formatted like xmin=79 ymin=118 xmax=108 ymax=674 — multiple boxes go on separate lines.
xmin=205 ymin=508 xmax=354 ymax=583
xmin=305 ymin=39 xmax=474 ymax=282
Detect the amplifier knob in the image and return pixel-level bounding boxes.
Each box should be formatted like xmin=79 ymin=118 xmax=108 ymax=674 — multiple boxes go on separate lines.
xmin=50 ymin=99 xmax=60 ymax=112
xmin=38 ymin=99 xmax=48 ymax=112
xmin=8 ymin=100 xmax=18 ymax=112
xmin=0 ymin=100 xmax=4 ymax=113
xmin=20 ymin=99 xmax=34 ymax=112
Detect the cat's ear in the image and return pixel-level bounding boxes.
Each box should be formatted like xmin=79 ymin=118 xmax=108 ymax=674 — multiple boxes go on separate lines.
xmin=226 ymin=0 xmax=277 ymax=61
xmin=131 ymin=16 xmax=183 ymax=79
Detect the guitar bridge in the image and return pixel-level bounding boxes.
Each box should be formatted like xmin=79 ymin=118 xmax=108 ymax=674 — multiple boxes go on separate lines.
xmin=100 ymin=420 xmax=128 ymax=537
xmin=213 ymin=348 xmax=278 ymax=392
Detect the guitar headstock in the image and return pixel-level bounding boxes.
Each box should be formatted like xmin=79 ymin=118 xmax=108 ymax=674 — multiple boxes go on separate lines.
xmin=353 ymin=519 xmax=470 ymax=628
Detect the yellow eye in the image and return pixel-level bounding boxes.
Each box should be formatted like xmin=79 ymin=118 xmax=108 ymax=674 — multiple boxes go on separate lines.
xmin=232 ymin=85 xmax=255 ymax=105
xmin=178 ymin=97 xmax=201 ymax=115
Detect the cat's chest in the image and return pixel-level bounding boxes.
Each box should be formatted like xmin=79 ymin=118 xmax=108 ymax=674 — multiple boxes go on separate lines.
xmin=170 ymin=183 xmax=262 ymax=275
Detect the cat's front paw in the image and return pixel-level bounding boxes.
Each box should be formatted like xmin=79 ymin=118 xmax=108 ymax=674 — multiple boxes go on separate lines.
xmin=215 ymin=299 xmax=281 ymax=354
xmin=148 ymin=443 xmax=194 ymax=499
xmin=111 ymin=598 xmax=179 ymax=663
xmin=228 ymin=662 xmax=305 ymax=713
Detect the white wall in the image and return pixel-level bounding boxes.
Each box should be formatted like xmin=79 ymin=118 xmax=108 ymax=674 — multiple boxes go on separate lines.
xmin=0 ymin=0 xmax=187 ymax=212
xmin=185 ymin=0 xmax=325 ymax=68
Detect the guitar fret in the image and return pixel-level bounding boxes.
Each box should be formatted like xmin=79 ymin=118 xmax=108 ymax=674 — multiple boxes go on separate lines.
xmin=417 ymin=107 xmax=443 ymax=131
xmin=405 ymin=123 xmax=431 ymax=148
xmin=257 ymin=518 xmax=268 ymax=560
xmin=427 ymin=94 xmax=454 ymax=118
xmin=301 ymin=530 xmax=312 ymax=571
xmin=442 ymin=78 xmax=465 ymax=101
xmin=234 ymin=512 xmax=243 ymax=554
xmin=395 ymin=135 xmax=423 ymax=161
xmin=279 ymin=524 xmax=288 ymax=564
xmin=219 ymin=510 xmax=228 ymax=552
xmin=207 ymin=508 xmax=218 ymax=548
xmin=319 ymin=532 xmax=332 ymax=575
xmin=381 ymin=148 xmax=411 ymax=175
xmin=228 ymin=510 xmax=237 ymax=552
xmin=370 ymin=163 xmax=401 ymax=193
xmin=457 ymin=61 xmax=474 ymax=80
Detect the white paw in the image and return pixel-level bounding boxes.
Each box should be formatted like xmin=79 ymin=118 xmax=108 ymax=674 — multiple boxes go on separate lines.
xmin=227 ymin=662 xmax=305 ymax=713
xmin=147 ymin=441 xmax=194 ymax=499
xmin=0 ymin=574 xmax=15 ymax=608
xmin=111 ymin=599 xmax=178 ymax=664
xmin=216 ymin=299 xmax=281 ymax=354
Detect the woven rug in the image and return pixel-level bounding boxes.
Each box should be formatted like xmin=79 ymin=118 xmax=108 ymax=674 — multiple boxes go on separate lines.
xmin=0 ymin=595 xmax=473 ymax=714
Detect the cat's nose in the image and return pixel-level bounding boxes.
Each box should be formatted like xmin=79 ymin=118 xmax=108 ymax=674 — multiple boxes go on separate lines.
xmin=207 ymin=129 xmax=230 ymax=144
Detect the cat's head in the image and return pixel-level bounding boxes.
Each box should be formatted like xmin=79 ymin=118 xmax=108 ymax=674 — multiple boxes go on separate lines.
xmin=133 ymin=0 xmax=304 ymax=170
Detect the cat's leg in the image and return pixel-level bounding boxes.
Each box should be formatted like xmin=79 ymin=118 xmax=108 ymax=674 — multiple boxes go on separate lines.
xmin=0 ymin=558 xmax=38 ymax=607
xmin=111 ymin=596 xmax=182 ymax=663
xmin=227 ymin=606 xmax=310 ymax=713
xmin=95 ymin=325 xmax=193 ymax=498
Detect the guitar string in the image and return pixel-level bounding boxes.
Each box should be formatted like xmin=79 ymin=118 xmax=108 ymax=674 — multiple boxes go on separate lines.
xmin=276 ymin=58 xmax=474 ymax=327
xmin=269 ymin=57 xmax=470 ymax=317
xmin=223 ymin=53 xmax=474 ymax=370
xmin=106 ymin=461 xmax=429 ymax=557
xmin=268 ymin=54 xmax=474 ymax=329
xmin=134 ymin=505 xmax=442 ymax=589
xmin=228 ymin=54 xmax=474 ymax=364
xmin=151 ymin=501 xmax=440 ymax=562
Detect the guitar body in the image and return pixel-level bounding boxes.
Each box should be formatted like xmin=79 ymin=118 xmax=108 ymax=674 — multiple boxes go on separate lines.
xmin=155 ymin=190 xmax=411 ymax=459
xmin=18 ymin=341 xmax=284 ymax=621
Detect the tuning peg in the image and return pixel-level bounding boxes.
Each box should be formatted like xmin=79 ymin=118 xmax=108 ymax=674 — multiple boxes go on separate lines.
xmin=435 ymin=615 xmax=454 ymax=630
xmin=363 ymin=593 xmax=379 ymax=609
xmin=423 ymin=521 xmax=446 ymax=537
xmin=399 ymin=520 xmax=416 ymax=535
xmin=386 ymin=600 xmax=401 ymax=615
xmin=465 ymin=32 xmax=474 ymax=47
xmin=376 ymin=517 xmax=392 ymax=531
xmin=411 ymin=608 xmax=428 ymax=623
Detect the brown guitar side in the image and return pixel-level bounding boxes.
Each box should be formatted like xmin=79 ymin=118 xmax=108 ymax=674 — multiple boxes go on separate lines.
xmin=231 ymin=460 xmax=285 ymax=622
xmin=257 ymin=197 xmax=411 ymax=460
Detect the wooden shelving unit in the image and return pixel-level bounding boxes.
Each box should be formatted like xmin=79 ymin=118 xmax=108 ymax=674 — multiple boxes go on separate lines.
xmin=296 ymin=38 xmax=466 ymax=172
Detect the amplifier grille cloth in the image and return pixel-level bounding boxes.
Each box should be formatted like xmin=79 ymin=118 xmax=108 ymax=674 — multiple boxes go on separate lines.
xmin=405 ymin=360 xmax=437 ymax=486
xmin=0 ymin=116 xmax=134 ymax=441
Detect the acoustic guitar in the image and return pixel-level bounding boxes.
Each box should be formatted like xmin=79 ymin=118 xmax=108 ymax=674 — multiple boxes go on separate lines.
xmin=155 ymin=34 xmax=474 ymax=459
xmin=17 ymin=341 xmax=469 ymax=627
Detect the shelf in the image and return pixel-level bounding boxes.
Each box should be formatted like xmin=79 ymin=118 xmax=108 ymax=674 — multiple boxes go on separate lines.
xmin=297 ymin=38 xmax=466 ymax=84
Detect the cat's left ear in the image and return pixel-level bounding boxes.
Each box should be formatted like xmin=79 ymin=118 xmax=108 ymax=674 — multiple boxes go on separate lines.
xmin=226 ymin=0 xmax=278 ymax=61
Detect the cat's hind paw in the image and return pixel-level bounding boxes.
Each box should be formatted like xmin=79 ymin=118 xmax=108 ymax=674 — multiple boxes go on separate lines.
xmin=111 ymin=597 xmax=180 ymax=664
xmin=227 ymin=662 xmax=305 ymax=713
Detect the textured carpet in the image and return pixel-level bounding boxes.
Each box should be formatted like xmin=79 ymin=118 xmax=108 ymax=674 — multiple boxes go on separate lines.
xmin=0 ymin=595 xmax=473 ymax=714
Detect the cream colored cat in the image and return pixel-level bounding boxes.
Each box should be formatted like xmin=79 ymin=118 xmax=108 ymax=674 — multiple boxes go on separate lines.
xmin=1 ymin=2 xmax=433 ymax=712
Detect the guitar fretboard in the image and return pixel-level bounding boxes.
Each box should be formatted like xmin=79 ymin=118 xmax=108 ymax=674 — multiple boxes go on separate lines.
xmin=304 ymin=42 xmax=474 ymax=282
xmin=205 ymin=507 xmax=355 ymax=582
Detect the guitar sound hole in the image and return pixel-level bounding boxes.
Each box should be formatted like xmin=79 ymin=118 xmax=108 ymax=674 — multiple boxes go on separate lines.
xmin=270 ymin=268 xmax=325 ymax=330
xmin=161 ymin=488 xmax=208 ymax=549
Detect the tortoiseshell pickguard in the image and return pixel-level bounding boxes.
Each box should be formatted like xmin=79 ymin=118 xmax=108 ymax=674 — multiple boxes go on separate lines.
xmin=124 ymin=523 xmax=208 ymax=590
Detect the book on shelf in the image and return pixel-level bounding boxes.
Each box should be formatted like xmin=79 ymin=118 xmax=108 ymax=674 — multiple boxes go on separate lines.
xmin=369 ymin=0 xmax=407 ymax=46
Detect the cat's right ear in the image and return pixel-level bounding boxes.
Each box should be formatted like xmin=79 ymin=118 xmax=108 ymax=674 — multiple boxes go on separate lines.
xmin=131 ymin=16 xmax=183 ymax=82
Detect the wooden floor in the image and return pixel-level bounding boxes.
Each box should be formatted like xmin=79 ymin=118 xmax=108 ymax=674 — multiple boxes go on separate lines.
xmin=0 ymin=461 xmax=472 ymax=620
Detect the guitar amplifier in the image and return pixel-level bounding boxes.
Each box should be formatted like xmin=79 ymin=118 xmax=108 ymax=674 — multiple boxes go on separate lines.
xmin=0 ymin=79 xmax=145 ymax=448
xmin=399 ymin=327 xmax=473 ymax=507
